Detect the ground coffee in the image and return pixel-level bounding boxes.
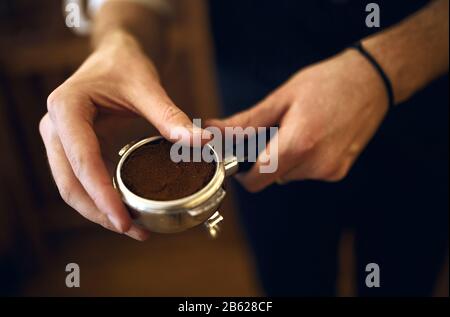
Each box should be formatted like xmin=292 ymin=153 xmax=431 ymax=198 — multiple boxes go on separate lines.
xmin=121 ymin=139 xmax=216 ymax=201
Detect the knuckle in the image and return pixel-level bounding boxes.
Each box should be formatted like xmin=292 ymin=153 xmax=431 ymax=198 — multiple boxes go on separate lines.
xmin=320 ymin=163 xmax=349 ymax=182
xmin=317 ymin=163 xmax=339 ymax=181
xmin=283 ymin=135 xmax=315 ymax=161
xmin=334 ymin=165 xmax=351 ymax=182
xmin=67 ymin=151 xmax=87 ymax=180
xmin=295 ymin=136 xmax=315 ymax=155
xmin=97 ymin=215 xmax=115 ymax=231
xmin=326 ymin=172 xmax=346 ymax=182
xmin=162 ymin=105 xmax=183 ymax=124
xmin=38 ymin=115 xmax=50 ymax=137
xmin=58 ymin=182 xmax=75 ymax=206
xmin=46 ymin=89 xmax=63 ymax=113
xmin=39 ymin=114 xmax=58 ymax=142
xmin=47 ymin=86 xmax=79 ymax=119
xmin=89 ymin=184 xmax=108 ymax=211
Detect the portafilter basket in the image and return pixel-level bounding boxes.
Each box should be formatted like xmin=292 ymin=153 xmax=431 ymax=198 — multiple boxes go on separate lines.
xmin=114 ymin=131 xmax=273 ymax=237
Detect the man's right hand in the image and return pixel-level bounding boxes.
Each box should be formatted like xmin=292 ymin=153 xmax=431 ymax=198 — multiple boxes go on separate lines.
xmin=39 ymin=30 xmax=197 ymax=240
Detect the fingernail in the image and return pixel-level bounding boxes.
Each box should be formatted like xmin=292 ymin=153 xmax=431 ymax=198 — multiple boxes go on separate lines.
xmin=126 ymin=226 xmax=150 ymax=241
xmin=184 ymin=124 xmax=213 ymax=141
xmin=202 ymin=129 xmax=213 ymax=140
xmin=181 ymin=124 xmax=196 ymax=137
xmin=107 ymin=214 xmax=124 ymax=233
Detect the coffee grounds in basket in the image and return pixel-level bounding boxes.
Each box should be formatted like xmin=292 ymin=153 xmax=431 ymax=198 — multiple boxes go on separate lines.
xmin=121 ymin=139 xmax=216 ymax=201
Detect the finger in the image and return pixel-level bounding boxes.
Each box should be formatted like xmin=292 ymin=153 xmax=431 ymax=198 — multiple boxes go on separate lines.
xmin=281 ymin=152 xmax=354 ymax=183
xmin=129 ymin=86 xmax=211 ymax=145
xmin=40 ymin=115 xmax=117 ymax=231
xmin=280 ymin=134 xmax=364 ymax=183
xmin=236 ymin=125 xmax=300 ymax=192
xmin=47 ymin=93 xmax=131 ymax=233
xmin=124 ymin=224 xmax=150 ymax=241
xmin=280 ymin=108 xmax=378 ymax=183
xmin=205 ymin=94 xmax=288 ymax=132
xmin=40 ymin=115 xmax=149 ymax=241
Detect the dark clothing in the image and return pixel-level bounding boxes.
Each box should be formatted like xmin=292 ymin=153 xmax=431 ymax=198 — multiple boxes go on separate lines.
xmin=209 ymin=0 xmax=429 ymax=88
xmin=208 ymin=1 xmax=449 ymax=295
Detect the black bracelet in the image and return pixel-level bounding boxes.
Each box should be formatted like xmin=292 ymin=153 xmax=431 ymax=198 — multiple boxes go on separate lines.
xmin=349 ymin=42 xmax=395 ymax=109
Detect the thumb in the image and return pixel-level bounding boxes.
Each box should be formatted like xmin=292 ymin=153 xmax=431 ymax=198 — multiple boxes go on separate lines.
xmin=206 ymin=95 xmax=287 ymax=131
xmin=131 ymin=86 xmax=211 ymax=145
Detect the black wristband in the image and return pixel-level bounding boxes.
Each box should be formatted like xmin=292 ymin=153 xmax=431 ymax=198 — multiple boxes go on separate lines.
xmin=350 ymin=42 xmax=395 ymax=109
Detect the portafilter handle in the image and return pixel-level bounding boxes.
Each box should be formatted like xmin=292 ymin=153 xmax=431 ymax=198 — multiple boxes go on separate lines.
xmin=223 ymin=127 xmax=277 ymax=176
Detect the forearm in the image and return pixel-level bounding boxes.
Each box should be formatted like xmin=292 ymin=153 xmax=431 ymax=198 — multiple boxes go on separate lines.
xmin=92 ymin=0 xmax=173 ymax=69
xmin=362 ymin=0 xmax=449 ymax=104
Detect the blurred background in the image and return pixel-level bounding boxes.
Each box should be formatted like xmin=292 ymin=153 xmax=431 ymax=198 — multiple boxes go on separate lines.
xmin=0 ymin=0 xmax=264 ymax=296
xmin=0 ymin=0 xmax=447 ymax=296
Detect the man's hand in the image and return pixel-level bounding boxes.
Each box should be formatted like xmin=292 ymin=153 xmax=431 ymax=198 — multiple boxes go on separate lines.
xmin=209 ymin=49 xmax=389 ymax=192
xmin=39 ymin=30 xmax=198 ymax=240
xmin=209 ymin=0 xmax=448 ymax=193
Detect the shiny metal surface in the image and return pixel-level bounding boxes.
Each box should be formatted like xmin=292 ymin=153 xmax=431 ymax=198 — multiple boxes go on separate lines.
xmin=224 ymin=155 xmax=239 ymax=176
xmin=114 ymin=136 xmax=236 ymax=235
xmin=204 ymin=211 xmax=224 ymax=238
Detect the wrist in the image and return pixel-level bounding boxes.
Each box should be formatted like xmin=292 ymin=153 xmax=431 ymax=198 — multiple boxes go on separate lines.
xmin=361 ymin=0 xmax=449 ymax=105
xmin=93 ymin=28 xmax=143 ymax=53
xmin=349 ymin=42 xmax=394 ymax=109
xmin=338 ymin=49 xmax=389 ymax=112
xmin=362 ymin=36 xmax=414 ymax=104
xmin=90 ymin=28 xmax=161 ymax=81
